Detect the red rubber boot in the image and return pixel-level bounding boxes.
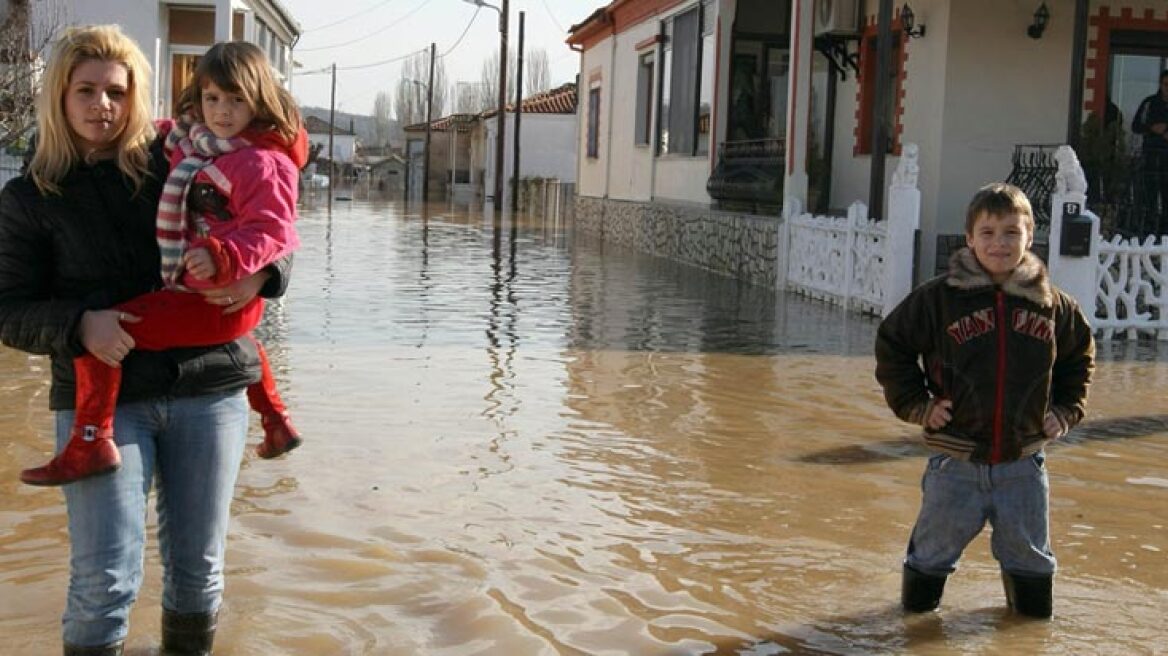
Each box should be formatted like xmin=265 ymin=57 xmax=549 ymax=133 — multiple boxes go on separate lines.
xmin=21 ymin=355 xmax=121 ymax=486
xmin=247 ymin=342 xmax=302 ymax=459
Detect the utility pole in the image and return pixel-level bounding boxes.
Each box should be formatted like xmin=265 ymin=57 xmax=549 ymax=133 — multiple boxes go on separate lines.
xmin=512 ymin=11 xmax=524 ymax=213
xmin=868 ymin=0 xmax=892 ymax=221
xmin=494 ymin=0 xmax=509 ymax=211
xmin=424 ymin=42 xmax=436 ymax=201
xmin=328 ymin=62 xmax=336 ymax=213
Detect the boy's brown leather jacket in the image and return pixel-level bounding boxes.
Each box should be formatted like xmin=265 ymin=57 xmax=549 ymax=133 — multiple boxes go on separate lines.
xmin=875 ymin=248 xmax=1094 ymax=464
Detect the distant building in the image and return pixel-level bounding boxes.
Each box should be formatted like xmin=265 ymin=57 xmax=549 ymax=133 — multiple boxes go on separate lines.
xmin=403 ymin=83 xmax=579 ymax=203
xmin=305 ymin=115 xmax=358 ymax=165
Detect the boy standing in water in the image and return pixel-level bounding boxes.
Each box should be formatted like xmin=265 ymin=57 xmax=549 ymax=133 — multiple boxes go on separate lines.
xmin=874 ymin=183 xmax=1094 ymax=618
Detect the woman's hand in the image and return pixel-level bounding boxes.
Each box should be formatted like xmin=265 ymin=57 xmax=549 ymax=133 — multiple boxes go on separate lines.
xmin=80 ymin=309 xmax=139 ymax=367
xmin=199 ymin=269 xmax=271 ymax=314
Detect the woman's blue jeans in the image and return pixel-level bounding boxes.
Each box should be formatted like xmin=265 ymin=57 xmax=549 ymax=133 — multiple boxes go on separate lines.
xmin=55 ymin=390 xmax=248 ymax=647
xmin=905 ymin=452 xmax=1056 ymax=578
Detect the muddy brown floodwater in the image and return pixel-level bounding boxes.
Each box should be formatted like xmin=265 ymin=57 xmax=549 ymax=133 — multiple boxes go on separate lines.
xmin=2 ymin=195 xmax=1166 ymax=655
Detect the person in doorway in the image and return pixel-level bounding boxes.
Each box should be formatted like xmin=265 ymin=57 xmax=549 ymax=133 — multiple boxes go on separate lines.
xmin=1131 ymin=70 xmax=1168 ymax=233
xmin=19 ymin=39 xmax=307 ymax=487
xmin=0 ymin=25 xmax=292 ymax=653
xmin=874 ymin=183 xmax=1094 ymax=619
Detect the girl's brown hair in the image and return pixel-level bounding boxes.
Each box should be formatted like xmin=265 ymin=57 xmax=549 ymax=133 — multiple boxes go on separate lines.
xmin=175 ymin=41 xmax=301 ymax=142
xmin=28 ymin=24 xmax=155 ymax=195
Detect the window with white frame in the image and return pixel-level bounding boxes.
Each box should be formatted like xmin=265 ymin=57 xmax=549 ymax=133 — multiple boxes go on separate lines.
xmin=657 ymin=1 xmax=714 ymax=156
xmin=635 ymin=52 xmax=655 ymax=145
xmin=697 ymin=0 xmax=714 ymax=155
xmin=587 ymin=86 xmax=601 ymax=158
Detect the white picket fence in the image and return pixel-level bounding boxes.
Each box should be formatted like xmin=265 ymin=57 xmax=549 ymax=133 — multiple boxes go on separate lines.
xmin=783 ymin=201 xmax=887 ymax=315
xmin=779 ymin=144 xmax=921 ymax=317
xmin=1048 ymin=146 xmax=1168 ymax=341
xmin=1093 ymin=235 xmax=1168 ymax=340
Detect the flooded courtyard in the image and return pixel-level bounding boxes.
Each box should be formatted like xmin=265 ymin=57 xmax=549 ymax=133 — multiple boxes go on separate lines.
xmin=2 ymin=195 xmax=1166 ymax=655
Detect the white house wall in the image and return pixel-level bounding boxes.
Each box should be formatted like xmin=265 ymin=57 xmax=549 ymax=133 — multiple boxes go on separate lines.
xmin=606 ymin=20 xmax=657 ymax=202
xmin=934 ymin=0 xmax=1071 ymax=237
xmin=578 ymin=33 xmax=613 ymax=199
xmin=576 ymin=1 xmax=727 ymax=206
xmin=830 ymin=0 xmax=1075 ymax=278
xmin=515 ymin=114 xmax=578 ymax=183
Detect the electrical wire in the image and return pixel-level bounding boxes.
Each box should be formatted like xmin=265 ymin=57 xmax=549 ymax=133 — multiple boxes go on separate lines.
xmin=337 ymin=47 xmax=428 ymax=70
xmin=438 ymin=7 xmax=480 ymax=58
xmin=540 ymin=0 xmax=566 ymax=33
xmin=302 ymin=0 xmax=399 ymax=33
xmin=297 ymin=0 xmax=433 ymax=52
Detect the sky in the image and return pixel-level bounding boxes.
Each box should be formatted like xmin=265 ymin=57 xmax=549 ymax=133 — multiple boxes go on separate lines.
xmin=281 ymin=0 xmax=603 ymax=114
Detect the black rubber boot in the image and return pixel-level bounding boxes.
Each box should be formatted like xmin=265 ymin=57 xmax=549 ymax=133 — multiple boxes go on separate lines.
xmin=1002 ymin=571 xmax=1053 ymax=618
xmin=161 ymin=609 xmax=218 ymax=655
xmin=63 ymin=641 xmax=124 ymax=656
xmin=902 ymin=564 xmax=947 ymax=612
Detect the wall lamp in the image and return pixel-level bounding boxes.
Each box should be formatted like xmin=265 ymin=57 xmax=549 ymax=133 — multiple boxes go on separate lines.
xmin=1027 ymin=2 xmax=1050 ymax=39
xmin=900 ymin=3 xmax=925 ymax=39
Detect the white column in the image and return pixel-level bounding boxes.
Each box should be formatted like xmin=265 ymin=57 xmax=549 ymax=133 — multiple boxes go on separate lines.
xmin=783 ymin=0 xmax=813 ymax=205
xmin=1048 ymin=147 xmax=1099 ymax=324
xmin=884 ymin=144 xmax=922 ymax=316
xmin=215 ymin=0 xmax=232 ymax=42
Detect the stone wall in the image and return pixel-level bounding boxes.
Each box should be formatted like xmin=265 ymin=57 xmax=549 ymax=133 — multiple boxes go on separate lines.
xmin=574 ymin=196 xmax=781 ymax=289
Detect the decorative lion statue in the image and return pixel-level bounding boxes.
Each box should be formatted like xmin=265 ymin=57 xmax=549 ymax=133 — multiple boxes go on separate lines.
xmin=1054 ymin=145 xmax=1089 ymax=196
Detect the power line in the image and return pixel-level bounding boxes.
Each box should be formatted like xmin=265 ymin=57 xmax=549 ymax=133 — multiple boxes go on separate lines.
xmin=302 ymin=0 xmax=399 ymax=33
xmin=337 ymin=47 xmax=427 ymax=71
xmin=540 ymin=0 xmax=566 ymax=34
xmin=297 ymin=0 xmax=433 ymax=52
xmin=438 ymin=7 xmax=480 ymax=58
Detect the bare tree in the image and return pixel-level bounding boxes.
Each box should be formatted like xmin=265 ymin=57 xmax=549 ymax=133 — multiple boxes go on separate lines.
xmin=0 ymin=0 xmax=63 ymax=150
xmin=524 ymin=47 xmax=551 ymax=97
xmin=372 ymin=90 xmax=392 ymax=147
xmin=393 ymin=51 xmax=447 ymax=126
xmin=478 ymin=48 xmax=515 ymax=112
xmin=452 ymin=81 xmax=490 ymax=114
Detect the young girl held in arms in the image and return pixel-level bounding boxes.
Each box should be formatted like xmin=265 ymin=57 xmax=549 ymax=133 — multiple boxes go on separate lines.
xmin=22 ymin=41 xmax=307 ymax=485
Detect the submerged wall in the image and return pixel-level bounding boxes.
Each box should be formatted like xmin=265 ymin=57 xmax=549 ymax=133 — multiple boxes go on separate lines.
xmin=574 ymin=197 xmax=781 ymax=289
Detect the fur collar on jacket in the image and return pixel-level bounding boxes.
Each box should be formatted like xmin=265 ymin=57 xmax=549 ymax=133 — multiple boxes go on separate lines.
xmin=946 ymin=247 xmax=1053 ymax=308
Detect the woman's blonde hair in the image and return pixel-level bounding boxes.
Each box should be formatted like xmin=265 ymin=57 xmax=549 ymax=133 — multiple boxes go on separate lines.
xmin=28 ymin=24 xmax=155 ymax=195
xmin=175 ymin=41 xmax=301 ymax=142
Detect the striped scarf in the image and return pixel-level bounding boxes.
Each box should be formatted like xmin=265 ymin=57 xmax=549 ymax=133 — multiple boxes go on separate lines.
xmin=158 ymin=118 xmax=250 ymax=288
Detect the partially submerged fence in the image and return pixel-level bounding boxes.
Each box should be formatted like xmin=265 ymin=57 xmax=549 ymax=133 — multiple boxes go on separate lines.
xmin=1048 ymin=145 xmax=1167 ymax=341
xmin=779 ymin=144 xmax=921 ymax=317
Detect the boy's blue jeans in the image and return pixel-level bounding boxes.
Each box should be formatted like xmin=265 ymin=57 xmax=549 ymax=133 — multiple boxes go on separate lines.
xmin=55 ymin=390 xmax=248 ymax=648
xmin=905 ymin=452 xmax=1056 ymax=578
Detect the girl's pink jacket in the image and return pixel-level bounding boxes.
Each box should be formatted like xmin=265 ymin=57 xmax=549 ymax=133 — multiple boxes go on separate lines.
xmin=157 ymin=119 xmax=308 ymax=288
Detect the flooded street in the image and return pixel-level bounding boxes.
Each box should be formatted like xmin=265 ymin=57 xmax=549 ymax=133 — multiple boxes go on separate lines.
xmin=2 ymin=196 xmax=1166 ymax=655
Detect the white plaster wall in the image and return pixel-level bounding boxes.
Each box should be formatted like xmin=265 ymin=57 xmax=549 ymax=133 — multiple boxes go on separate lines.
xmin=514 ymin=114 xmax=578 ymax=183
xmin=830 ymin=0 xmax=1077 ymax=278
xmin=59 ymin=1 xmax=161 ymax=56
xmin=606 ymin=21 xmax=658 ymax=202
xmin=308 ymin=133 xmax=356 ymax=163
xmin=654 ymin=157 xmax=712 ymax=204
xmin=577 ymin=36 xmax=613 ymax=199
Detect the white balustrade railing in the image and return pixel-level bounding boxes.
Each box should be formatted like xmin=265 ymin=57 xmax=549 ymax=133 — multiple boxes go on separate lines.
xmin=1049 ymin=145 xmax=1168 ymax=341
xmin=780 ymin=143 xmax=920 ymax=318
xmin=784 ymin=202 xmax=887 ymax=315
xmin=1094 ymin=234 xmax=1168 ymax=340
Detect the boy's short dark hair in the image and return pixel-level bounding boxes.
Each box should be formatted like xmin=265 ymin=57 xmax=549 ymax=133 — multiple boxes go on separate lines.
xmin=964 ymin=183 xmax=1035 ymax=235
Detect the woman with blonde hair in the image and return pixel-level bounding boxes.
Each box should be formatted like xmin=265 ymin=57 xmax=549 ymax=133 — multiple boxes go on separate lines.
xmin=0 ymin=25 xmax=290 ymax=654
